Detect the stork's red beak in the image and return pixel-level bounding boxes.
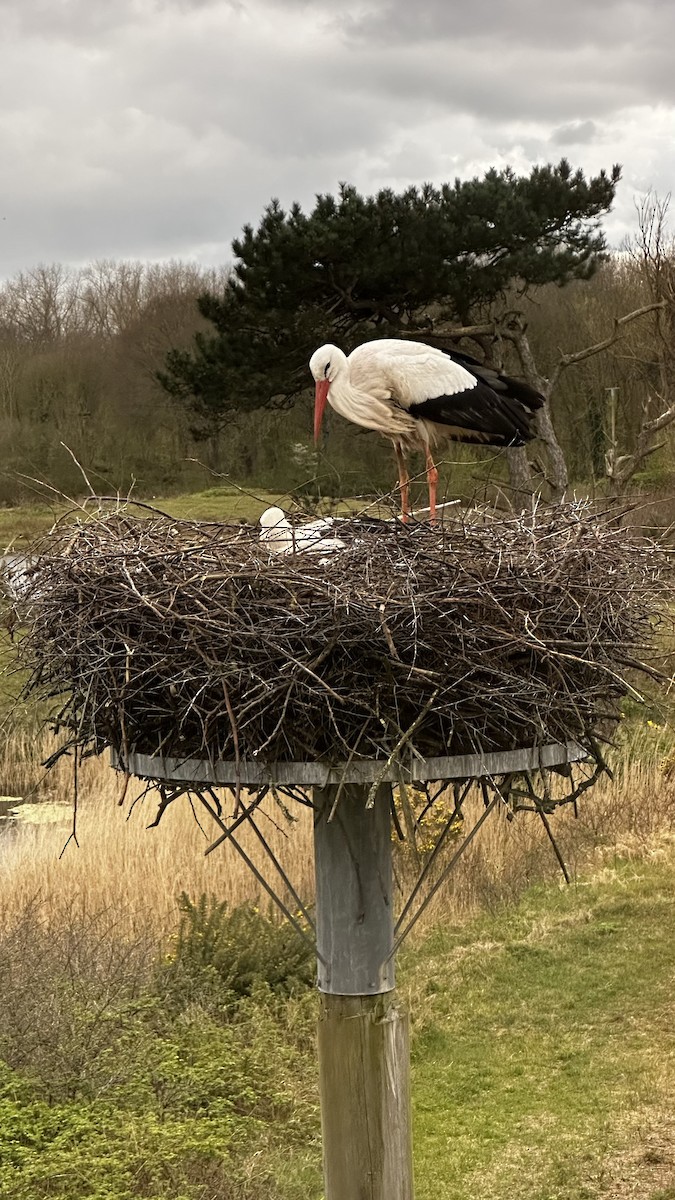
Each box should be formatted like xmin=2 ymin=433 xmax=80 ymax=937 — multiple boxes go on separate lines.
xmin=314 ymin=379 xmax=330 ymax=444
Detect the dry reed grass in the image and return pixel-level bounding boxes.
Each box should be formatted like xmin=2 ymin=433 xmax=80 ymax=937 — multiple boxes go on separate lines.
xmin=1 ymin=724 xmax=674 ymax=942
xmin=0 ymin=729 xmax=315 ymax=938
xmin=439 ymin=751 xmax=675 ymax=919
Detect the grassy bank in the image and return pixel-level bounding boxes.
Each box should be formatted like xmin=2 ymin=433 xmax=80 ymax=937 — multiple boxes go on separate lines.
xmin=0 ymin=720 xmax=672 ymax=933
xmin=1 ymin=708 xmax=674 ymax=918
xmin=407 ymin=855 xmax=675 ymax=1200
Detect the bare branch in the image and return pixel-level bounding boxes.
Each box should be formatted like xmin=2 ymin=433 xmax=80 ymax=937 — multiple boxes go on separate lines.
xmin=644 ymin=400 xmax=675 ymax=436
xmin=396 ymin=323 xmax=497 ymax=342
xmin=607 ymin=396 xmax=675 ymax=490
xmin=549 ymin=301 xmax=666 ymax=392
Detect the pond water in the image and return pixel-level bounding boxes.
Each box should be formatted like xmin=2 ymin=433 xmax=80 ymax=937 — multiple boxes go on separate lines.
xmin=0 ymin=553 xmax=34 ymax=602
xmin=0 ymin=795 xmax=72 ymax=831
xmin=0 ymin=555 xmax=73 ymax=832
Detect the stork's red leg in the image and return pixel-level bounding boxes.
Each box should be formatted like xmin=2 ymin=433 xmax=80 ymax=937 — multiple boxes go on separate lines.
xmin=394 ymin=443 xmax=411 ymax=523
xmin=425 ymin=447 xmax=439 ymax=523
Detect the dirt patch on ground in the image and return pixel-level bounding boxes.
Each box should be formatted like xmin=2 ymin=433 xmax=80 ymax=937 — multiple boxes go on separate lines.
xmin=598 ymin=1107 xmax=675 ymax=1199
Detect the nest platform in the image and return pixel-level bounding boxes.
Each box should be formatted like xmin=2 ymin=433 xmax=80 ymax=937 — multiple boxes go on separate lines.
xmin=14 ymin=499 xmax=666 ymax=786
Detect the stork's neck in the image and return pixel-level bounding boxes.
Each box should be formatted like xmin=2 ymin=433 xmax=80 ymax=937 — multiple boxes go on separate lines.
xmin=328 ymin=366 xmax=384 ymax=432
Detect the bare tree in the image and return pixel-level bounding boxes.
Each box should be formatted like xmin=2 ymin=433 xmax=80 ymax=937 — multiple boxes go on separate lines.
xmin=79 ymin=260 xmax=146 ymax=337
xmin=0 ymin=343 xmax=23 ymax=421
xmin=0 ymin=264 xmax=82 ymax=344
xmin=603 ymin=192 xmax=675 ymax=494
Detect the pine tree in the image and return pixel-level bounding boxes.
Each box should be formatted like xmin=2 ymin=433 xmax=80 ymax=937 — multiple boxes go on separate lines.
xmin=158 ymin=160 xmax=621 ymax=436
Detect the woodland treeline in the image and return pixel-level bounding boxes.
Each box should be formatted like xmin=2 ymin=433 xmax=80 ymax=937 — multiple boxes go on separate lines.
xmin=0 ymin=185 xmax=672 ymax=508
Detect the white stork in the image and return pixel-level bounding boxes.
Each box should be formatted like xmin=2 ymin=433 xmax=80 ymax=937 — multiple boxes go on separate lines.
xmin=309 ymin=339 xmax=544 ymax=520
xmin=259 ymin=506 xmax=346 ymax=555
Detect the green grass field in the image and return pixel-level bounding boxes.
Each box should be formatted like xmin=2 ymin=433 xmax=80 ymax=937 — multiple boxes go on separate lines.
xmin=405 ymin=857 xmax=675 ymax=1199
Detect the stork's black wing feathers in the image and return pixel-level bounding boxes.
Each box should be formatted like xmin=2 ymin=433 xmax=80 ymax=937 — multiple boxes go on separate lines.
xmin=409 ymin=380 xmax=536 ymax=447
xmin=440 ymin=348 xmax=546 ymax=416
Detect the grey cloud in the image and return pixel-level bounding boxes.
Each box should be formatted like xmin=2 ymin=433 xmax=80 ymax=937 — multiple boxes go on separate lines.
xmin=0 ymin=0 xmax=672 ymax=277
xmin=86 ymin=8 xmax=408 ymax=159
xmin=552 ymin=120 xmax=599 ymax=146
xmin=330 ymin=55 xmax=621 ymax=126
xmin=0 ymin=0 xmax=135 ymax=43
xmin=328 ymin=27 xmax=675 ymax=125
xmin=341 ymin=0 xmax=671 ymax=53
xmin=0 ymin=0 xmax=240 ymax=46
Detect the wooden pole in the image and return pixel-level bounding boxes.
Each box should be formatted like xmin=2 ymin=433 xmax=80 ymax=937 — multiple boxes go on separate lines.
xmin=313 ymin=783 xmax=414 ymax=1200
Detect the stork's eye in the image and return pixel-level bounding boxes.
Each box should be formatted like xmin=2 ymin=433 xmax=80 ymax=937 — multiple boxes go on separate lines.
xmin=324 ymin=362 xmax=330 ymax=377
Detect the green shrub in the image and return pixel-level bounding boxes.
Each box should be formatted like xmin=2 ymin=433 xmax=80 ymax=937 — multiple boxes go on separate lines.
xmin=0 ymin=924 xmax=321 ymax=1198
xmin=0 ymin=1070 xmax=281 ymax=1199
xmin=160 ymin=893 xmax=315 ymax=1010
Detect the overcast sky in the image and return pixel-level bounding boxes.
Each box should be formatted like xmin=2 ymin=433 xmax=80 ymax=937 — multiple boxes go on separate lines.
xmin=1 ymin=0 xmax=673 ymax=278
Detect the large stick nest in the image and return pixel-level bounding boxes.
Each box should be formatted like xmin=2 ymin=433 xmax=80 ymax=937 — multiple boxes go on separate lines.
xmin=13 ymin=500 xmax=669 ymax=769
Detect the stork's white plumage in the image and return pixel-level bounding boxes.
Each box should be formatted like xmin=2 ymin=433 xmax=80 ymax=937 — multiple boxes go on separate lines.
xmin=309 ymin=339 xmax=544 ymax=520
xmin=259 ymin=507 xmax=346 ymax=556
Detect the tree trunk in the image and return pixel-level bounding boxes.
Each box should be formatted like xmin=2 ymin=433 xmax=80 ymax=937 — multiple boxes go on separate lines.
xmin=504 ymin=320 xmax=569 ymax=502
xmin=506 ymin=446 xmax=535 ymax=506
xmin=534 ymin=404 xmax=569 ymax=501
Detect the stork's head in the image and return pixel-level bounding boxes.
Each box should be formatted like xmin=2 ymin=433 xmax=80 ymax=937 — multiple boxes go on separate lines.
xmin=309 ymin=343 xmax=346 ymax=443
xmin=259 ymin=506 xmax=290 ymax=533
xmin=259 ymin=506 xmax=292 ymax=553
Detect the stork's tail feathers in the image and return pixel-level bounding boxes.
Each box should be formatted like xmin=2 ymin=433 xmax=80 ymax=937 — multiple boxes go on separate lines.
xmin=441 ymin=348 xmax=545 ymax=415
xmin=492 ymin=373 xmax=546 ymax=416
